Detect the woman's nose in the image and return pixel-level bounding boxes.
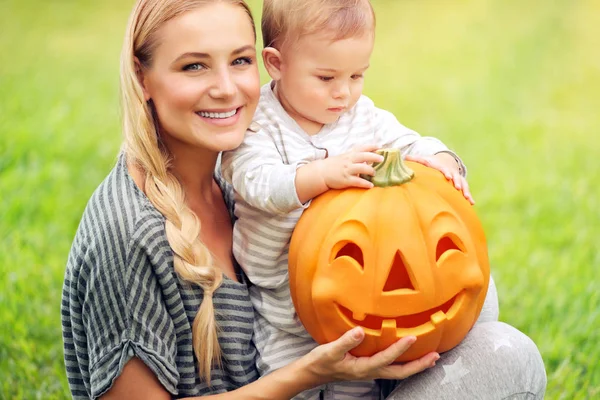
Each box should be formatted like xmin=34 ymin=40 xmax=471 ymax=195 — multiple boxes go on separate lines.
xmin=209 ymin=68 xmax=236 ymax=99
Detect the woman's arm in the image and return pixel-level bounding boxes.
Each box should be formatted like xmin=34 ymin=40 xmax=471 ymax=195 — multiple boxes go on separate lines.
xmin=103 ymin=328 xmax=439 ymax=400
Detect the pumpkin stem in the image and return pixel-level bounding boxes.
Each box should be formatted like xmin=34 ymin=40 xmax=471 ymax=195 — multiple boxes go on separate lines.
xmin=367 ymin=149 xmax=414 ymax=187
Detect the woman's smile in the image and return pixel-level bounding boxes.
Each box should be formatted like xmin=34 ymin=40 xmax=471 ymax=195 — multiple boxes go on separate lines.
xmin=196 ymin=106 xmax=243 ymax=127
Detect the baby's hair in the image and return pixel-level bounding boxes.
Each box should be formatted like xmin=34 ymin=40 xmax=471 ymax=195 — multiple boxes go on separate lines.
xmin=262 ymin=0 xmax=375 ymax=50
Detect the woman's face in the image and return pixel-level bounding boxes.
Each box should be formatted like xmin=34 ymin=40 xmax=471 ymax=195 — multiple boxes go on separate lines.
xmin=140 ymin=3 xmax=260 ymax=153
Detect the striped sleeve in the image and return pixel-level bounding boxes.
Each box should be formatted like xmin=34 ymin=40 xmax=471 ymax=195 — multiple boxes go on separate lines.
xmin=66 ymin=218 xmax=180 ymax=399
xmin=221 ymin=132 xmax=307 ymax=215
xmin=371 ymin=102 xmax=467 ymax=176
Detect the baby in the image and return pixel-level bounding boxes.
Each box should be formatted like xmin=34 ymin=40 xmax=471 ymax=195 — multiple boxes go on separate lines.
xmin=222 ymin=0 xmax=471 ymax=398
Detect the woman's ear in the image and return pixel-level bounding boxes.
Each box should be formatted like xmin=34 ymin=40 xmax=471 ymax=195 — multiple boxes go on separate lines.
xmin=134 ymin=57 xmax=151 ymax=101
xmin=262 ymin=47 xmax=283 ymax=81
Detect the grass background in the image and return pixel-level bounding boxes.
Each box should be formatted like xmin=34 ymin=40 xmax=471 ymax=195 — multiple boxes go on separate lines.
xmin=0 ymin=0 xmax=598 ymax=398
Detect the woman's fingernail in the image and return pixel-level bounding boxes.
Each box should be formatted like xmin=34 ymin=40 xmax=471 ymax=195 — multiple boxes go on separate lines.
xmin=352 ymin=327 xmax=362 ymax=339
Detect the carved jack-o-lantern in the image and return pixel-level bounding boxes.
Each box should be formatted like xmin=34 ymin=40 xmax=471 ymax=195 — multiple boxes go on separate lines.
xmin=289 ymin=149 xmax=490 ymax=361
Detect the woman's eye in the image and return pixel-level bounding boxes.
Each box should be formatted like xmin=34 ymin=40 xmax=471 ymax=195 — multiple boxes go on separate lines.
xmin=319 ymin=76 xmax=334 ymax=82
xmin=232 ymin=57 xmax=253 ymax=66
xmin=183 ymin=63 xmax=205 ymax=71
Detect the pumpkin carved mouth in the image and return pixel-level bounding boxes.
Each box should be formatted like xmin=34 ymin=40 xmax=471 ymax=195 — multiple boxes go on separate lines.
xmin=335 ymin=291 xmax=466 ymax=331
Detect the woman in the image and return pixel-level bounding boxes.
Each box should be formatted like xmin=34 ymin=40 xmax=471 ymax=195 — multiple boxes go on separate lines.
xmin=61 ymin=0 xmax=547 ymax=398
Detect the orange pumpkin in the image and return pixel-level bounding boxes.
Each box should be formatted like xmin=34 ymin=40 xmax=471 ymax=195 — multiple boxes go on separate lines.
xmin=288 ymin=149 xmax=490 ymax=361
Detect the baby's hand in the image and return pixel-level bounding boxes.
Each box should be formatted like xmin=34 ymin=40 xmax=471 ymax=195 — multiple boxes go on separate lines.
xmin=319 ymin=145 xmax=384 ymax=190
xmin=405 ymin=153 xmax=475 ymax=204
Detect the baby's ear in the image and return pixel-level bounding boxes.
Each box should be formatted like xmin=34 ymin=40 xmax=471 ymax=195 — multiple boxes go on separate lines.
xmin=262 ymin=47 xmax=283 ymax=81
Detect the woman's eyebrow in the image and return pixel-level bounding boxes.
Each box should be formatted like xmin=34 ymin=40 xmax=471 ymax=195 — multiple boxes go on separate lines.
xmin=231 ymin=45 xmax=255 ymax=55
xmin=173 ymin=45 xmax=255 ymax=63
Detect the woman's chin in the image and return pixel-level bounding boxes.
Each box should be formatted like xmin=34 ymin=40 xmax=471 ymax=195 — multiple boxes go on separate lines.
xmin=209 ymin=132 xmax=246 ymax=153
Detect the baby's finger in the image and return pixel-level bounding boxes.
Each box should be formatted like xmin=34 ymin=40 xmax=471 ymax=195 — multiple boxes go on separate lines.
xmin=350 ymin=163 xmax=376 ymax=177
xmin=425 ymin=160 xmax=452 ymax=180
xmin=461 ymin=179 xmax=475 ymax=204
xmin=347 ymin=176 xmax=375 ymax=189
xmin=404 ymin=155 xmax=432 ymax=167
xmin=451 ymin=171 xmax=463 ymax=191
xmin=353 ymin=151 xmax=384 ymax=165
xmin=436 ymin=165 xmax=453 ymax=181
xmin=352 ymin=144 xmax=381 ymax=154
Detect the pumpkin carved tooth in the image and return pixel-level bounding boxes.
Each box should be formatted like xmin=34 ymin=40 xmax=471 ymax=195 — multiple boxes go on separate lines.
xmin=352 ymin=311 xmax=367 ymax=321
xmin=430 ymin=310 xmax=448 ymax=326
xmin=381 ymin=319 xmax=397 ymax=336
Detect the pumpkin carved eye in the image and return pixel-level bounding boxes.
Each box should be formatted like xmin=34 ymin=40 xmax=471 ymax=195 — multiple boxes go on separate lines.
xmin=333 ymin=242 xmax=364 ymax=268
xmin=436 ymin=235 xmax=465 ymax=263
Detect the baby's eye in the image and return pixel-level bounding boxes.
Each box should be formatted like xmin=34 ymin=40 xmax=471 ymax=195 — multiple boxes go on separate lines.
xmin=351 ymin=74 xmax=363 ymax=80
xmin=232 ymin=57 xmax=253 ymax=66
xmin=319 ymin=76 xmax=334 ymax=82
xmin=183 ymin=63 xmax=205 ymax=71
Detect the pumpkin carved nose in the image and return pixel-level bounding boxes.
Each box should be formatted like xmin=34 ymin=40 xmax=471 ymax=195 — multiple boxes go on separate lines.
xmin=383 ymin=251 xmax=415 ymax=292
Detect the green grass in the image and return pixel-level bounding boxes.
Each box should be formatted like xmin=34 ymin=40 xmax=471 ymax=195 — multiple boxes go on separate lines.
xmin=1 ymin=0 xmax=598 ymax=398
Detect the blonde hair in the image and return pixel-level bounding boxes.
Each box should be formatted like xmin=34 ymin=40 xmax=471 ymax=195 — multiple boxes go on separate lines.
xmin=119 ymin=0 xmax=255 ymax=385
xmin=262 ymin=0 xmax=375 ymax=50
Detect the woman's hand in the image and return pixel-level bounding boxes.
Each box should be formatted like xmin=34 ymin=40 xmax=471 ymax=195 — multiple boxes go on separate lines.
xmin=303 ymin=327 xmax=440 ymax=384
xmin=405 ymin=153 xmax=474 ymax=204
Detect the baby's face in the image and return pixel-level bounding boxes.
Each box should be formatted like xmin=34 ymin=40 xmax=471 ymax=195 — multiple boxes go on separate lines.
xmin=276 ymin=31 xmax=374 ymax=134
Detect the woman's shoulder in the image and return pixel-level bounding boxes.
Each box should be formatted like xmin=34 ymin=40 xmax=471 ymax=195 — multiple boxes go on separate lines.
xmin=66 ymin=154 xmax=170 ymax=281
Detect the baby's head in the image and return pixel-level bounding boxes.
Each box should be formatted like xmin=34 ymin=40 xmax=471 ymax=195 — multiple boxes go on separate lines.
xmin=262 ymin=0 xmax=376 ymax=134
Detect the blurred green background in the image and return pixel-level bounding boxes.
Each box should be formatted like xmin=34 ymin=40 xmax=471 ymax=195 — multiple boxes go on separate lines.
xmin=1 ymin=0 xmax=598 ymax=398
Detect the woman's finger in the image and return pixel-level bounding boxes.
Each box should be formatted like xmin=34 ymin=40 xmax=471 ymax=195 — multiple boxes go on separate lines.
xmin=323 ymin=327 xmax=365 ymax=359
xmin=379 ymin=352 xmax=440 ymax=380
xmin=371 ymin=336 xmax=418 ymax=367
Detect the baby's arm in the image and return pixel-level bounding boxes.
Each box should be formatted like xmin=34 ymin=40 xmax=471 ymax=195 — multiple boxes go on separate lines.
xmin=372 ymin=106 xmax=474 ymax=203
xmin=223 ymin=132 xmax=385 ymax=210
xmin=221 ymin=132 xmax=307 ymax=215
xmin=294 ymin=145 xmax=383 ymax=203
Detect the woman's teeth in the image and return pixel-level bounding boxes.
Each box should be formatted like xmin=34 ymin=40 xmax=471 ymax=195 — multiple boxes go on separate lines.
xmin=198 ymin=109 xmax=237 ymax=119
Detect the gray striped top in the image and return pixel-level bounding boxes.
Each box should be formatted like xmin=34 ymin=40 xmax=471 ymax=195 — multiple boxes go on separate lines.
xmin=61 ymin=154 xmax=258 ymax=399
